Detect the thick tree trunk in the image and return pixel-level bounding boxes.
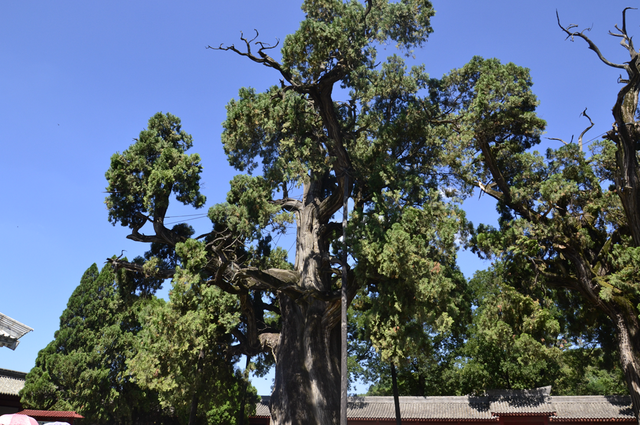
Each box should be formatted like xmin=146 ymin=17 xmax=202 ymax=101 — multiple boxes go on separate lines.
xmin=560 ymin=253 xmax=640 ymax=423
xmin=270 ymin=296 xmax=341 ymax=425
xmin=611 ymin=82 xmax=640 ymax=425
xmin=611 ymin=305 xmax=640 ymax=424
xmin=268 ymin=176 xmax=343 ymax=425
xmin=611 ymin=81 xmax=640 ymax=247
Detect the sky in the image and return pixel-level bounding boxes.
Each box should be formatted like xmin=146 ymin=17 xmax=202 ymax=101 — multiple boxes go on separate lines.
xmin=0 ymin=0 xmax=635 ymax=396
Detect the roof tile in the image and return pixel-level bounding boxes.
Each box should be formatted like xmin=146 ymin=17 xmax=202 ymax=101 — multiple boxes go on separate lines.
xmin=0 ymin=368 xmax=26 ymax=396
xmin=551 ymin=396 xmax=634 ymax=421
xmin=253 ymin=391 xmax=635 ymax=422
xmin=18 ymin=410 xmax=84 ymax=419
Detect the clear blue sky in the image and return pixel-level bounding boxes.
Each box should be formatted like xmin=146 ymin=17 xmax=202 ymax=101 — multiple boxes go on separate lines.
xmin=0 ymin=0 xmax=632 ymax=396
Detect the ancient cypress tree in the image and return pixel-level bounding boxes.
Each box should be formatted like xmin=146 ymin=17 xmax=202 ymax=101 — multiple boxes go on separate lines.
xmin=429 ymin=9 xmax=640 ymax=419
xmin=103 ymin=1 xmax=545 ymax=423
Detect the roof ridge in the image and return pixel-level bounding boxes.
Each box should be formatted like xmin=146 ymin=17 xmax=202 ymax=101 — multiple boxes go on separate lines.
xmin=0 ymin=368 xmax=27 ymax=379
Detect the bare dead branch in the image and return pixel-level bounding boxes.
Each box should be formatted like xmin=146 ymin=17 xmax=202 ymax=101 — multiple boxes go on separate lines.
xmin=477 ymin=181 xmax=503 ymax=201
xmin=577 ymin=108 xmax=595 ymax=151
xmin=255 ymin=40 xmax=279 ymax=52
xmin=557 ymin=10 xmax=627 ymax=70
xmin=610 ymin=8 xmax=638 ymax=55
xmin=240 ymin=267 xmax=302 ymax=298
xmin=245 ymin=29 xmax=260 ymax=45
xmin=622 ymin=7 xmax=636 ymax=36
xmin=270 ymin=197 xmax=303 ymax=212
xmin=208 ymin=30 xmax=293 ymax=84
xmin=259 ymin=332 xmax=280 ymax=356
xmin=547 ymin=137 xmax=569 ymax=146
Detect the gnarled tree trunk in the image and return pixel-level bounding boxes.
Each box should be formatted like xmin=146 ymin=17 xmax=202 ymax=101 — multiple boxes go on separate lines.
xmin=270 ymin=297 xmax=341 ymax=425
xmin=610 ymin=303 xmax=640 ymax=422
xmin=569 ymin=253 xmax=640 ymax=423
xmin=269 ymin=178 xmax=343 ymax=425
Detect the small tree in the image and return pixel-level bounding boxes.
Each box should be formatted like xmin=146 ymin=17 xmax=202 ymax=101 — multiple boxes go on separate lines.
xmin=20 ymin=264 xmax=164 ymax=424
xmin=460 ymin=266 xmax=567 ymax=393
xmin=128 ymin=280 xmax=257 ymax=425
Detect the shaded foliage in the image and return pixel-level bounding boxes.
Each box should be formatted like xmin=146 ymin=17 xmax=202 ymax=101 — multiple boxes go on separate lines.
xmin=20 ymin=264 xmax=170 ymax=425
xmin=128 ymin=280 xmax=257 ymax=425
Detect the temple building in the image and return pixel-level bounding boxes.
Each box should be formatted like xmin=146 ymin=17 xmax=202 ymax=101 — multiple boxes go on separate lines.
xmin=0 ymin=368 xmax=26 ymax=415
xmin=250 ymin=387 xmax=635 ymax=424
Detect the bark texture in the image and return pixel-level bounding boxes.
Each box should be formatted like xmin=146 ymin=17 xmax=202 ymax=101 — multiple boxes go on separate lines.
xmin=612 ymin=306 xmax=640 ymax=421
xmin=269 ymin=177 xmax=344 ymax=425
xmin=270 ymin=297 xmax=341 ymax=425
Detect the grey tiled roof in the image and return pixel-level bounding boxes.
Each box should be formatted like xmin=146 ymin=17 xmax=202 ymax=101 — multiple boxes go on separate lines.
xmin=254 ymin=397 xmax=270 ymax=417
xmin=253 ymin=390 xmax=635 ymax=421
xmin=551 ymin=396 xmax=635 ymax=421
xmin=0 ymin=368 xmax=26 ymax=396
xmin=0 ymin=312 xmax=33 ymax=350
xmin=488 ymin=386 xmax=554 ymax=415
xmin=348 ymin=396 xmax=494 ymax=420
xmin=255 ymin=396 xmax=496 ymax=420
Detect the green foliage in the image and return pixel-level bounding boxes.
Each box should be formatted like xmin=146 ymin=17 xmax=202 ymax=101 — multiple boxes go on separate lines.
xmin=21 ymin=261 xmax=255 ymax=425
xmin=20 ymin=264 xmax=164 ymax=424
xmin=352 ymin=202 xmax=471 ymax=364
xmin=280 ymin=0 xmax=434 ymax=84
xmin=220 ymin=1 xmax=441 ymax=199
xmin=105 ymin=0 xmax=459 ymax=402
xmin=350 ymin=301 xmax=468 ymax=397
xmin=433 ymin=54 xmax=639 ymax=401
xmin=100 ymin=2 xmax=636 ymax=422
xmin=457 ymin=267 xmax=565 ymax=393
xmin=333 ymin=43 xmax=475 ymax=393
xmin=557 ymin=347 xmax=628 ymax=396
xmin=356 ymin=263 xmax=628 ymax=397
xmin=222 ymin=87 xmax=324 ymax=182
xmin=128 ymin=280 xmax=256 ymax=425
xmin=207 ymin=174 xmax=293 ymax=240
xmin=429 ymin=57 xmax=546 ymax=205
xmin=105 ymin=112 xmax=206 ymax=228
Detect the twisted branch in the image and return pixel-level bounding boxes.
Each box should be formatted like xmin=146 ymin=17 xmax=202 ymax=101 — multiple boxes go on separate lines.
xmin=557 ymin=10 xmax=627 ymax=70
xmin=207 ymin=30 xmax=294 ymax=84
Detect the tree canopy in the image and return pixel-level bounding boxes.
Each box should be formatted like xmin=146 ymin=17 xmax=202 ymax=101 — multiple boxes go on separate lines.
xmin=424 ymin=11 xmax=640 ymax=420
xmin=95 ymin=1 xmax=640 ymax=424
xmin=101 ymin=1 xmax=552 ymax=424
xmin=21 ymin=261 xmax=256 ymax=425
xmin=352 ymin=261 xmax=627 ymax=398
xmin=103 ymin=0 xmax=476 ymax=422
xmin=128 ymin=279 xmax=257 ymax=425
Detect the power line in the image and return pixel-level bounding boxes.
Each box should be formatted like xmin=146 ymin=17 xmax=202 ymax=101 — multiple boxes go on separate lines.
xmin=165 ymin=214 xmax=209 ymax=225
xmin=165 ymin=213 xmax=210 ymax=218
